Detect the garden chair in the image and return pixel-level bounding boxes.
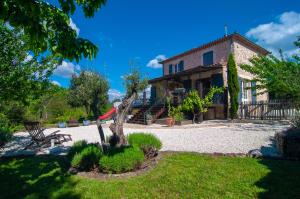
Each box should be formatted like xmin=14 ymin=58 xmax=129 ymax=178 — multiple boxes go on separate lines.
xmin=24 ymin=121 xmax=72 ymax=150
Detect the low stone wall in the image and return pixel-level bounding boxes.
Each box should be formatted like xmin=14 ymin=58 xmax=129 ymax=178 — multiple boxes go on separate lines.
xmin=275 ymin=128 xmax=300 ymax=159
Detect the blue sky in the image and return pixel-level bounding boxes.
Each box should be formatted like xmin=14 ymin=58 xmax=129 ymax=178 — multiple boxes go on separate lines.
xmin=49 ymin=0 xmax=300 ymax=99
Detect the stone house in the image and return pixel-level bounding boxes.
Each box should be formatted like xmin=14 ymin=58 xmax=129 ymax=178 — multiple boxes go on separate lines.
xmin=148 ymin=33 xmax=269 ymax=120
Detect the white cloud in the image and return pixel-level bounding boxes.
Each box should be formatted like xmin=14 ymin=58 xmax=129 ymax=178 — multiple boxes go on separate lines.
xmin=108 ymin=89 xmax=124 ymax=101
xmin=246 ymin=11 xmax=300 ymax=57
xmin=147 ymin=55 xmax=167 ymax=69
xmin=69 ymin=18 xmax=80 ymax=35
xmin=51 ymin=80 xmax=61 ymax=86
xmin=54 ymin=61 xmax=80 ymax=78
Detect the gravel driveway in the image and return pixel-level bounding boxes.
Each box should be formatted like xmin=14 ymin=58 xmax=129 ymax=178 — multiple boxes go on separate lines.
xmin=1 ymin=121 xmax=290 ymax=157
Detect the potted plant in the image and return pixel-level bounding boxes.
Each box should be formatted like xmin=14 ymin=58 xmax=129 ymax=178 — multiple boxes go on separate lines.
xmin=57 ymin=116 xmax=67 ymax=128
xmin=174 ymin=106 xmax=184 ymax=125
xmin=165 ymin=97 xmax=175 ymax=127
xmin=83 ymin=119 xmax=90 ymax=126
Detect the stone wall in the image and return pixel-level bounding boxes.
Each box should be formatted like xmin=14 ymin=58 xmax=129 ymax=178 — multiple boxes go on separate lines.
xmin=162 ymin=40 xmax=231 ymax=75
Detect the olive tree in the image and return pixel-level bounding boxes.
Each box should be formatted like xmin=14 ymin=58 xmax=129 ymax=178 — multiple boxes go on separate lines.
xmin=109 ymin=69 xmax=148 ymax=146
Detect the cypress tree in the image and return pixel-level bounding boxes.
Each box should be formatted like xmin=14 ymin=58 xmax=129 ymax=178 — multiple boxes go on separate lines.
xmin=227 ymin=53 xmax=240 ymax=119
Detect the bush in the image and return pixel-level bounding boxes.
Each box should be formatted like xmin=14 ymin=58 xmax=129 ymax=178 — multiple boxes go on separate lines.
xmin=67 ymin=140 xmax=88 ymax=159
xmin=71 ymin=144 xmax=103 ymax=171
xmin=99 ymin=146 xmax=144 ymax=173
xmin=128 ymin=133 xmax=162 ymax=151
xmin=0 ymin=113 xmax=13 ymax=147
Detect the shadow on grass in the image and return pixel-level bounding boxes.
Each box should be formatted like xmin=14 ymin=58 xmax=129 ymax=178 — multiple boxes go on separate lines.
xmin=0 ymin=155 xmax=80 ymax=199
xmin=255 ymin=158 xmax=300 ymax=198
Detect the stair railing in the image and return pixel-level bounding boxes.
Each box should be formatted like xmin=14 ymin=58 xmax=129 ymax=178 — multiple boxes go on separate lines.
xmin=143 ymin=98 xmax=166 ymax=124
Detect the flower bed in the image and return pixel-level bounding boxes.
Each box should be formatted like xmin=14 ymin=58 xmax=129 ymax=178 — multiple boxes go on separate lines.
xmin=68 ymin=133 xmax=162 ymax=175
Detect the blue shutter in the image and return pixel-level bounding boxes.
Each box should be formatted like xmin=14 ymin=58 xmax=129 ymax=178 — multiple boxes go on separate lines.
xmin=238 ymin=77 xmax=243 ymax=103
xmin=169 ymin=64 xmax=173 ymax=74
xmin=251 ymin=81 xmax=257 ymax=102
xmin=211 ymin=74 xmax=224 ymax=104
xmin=203 ymin=51 xmax=213 ymax=66
xmin=179 ymin=60 xmax=184 ymax=71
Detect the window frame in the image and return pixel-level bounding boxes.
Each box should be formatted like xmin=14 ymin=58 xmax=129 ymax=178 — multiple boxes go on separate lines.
xmin=168 ymin=64 xmax=173 ymax=74
xmin=203 ymin=51 xmax=214 ymax=66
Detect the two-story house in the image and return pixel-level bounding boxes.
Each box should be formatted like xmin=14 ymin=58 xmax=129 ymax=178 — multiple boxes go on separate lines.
xmin=148 ymin=33 xmax=269 ymax=120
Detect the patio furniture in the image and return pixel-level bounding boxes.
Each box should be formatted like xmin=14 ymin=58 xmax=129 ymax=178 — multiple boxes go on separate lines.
xmin=24 ymin=121 xmax=72 ymax=150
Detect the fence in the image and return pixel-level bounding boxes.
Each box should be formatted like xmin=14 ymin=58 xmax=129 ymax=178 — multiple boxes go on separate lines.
xmin=239 ymin=100 xmax=298 ymax=120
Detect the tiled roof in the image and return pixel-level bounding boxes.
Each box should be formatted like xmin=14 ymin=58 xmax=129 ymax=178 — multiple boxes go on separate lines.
xmin=160 ymin=33 xmax=269 ymax=64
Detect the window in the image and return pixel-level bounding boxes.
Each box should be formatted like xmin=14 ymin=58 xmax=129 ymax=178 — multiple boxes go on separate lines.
xmin=169 ymin=64 xmax=173 ymax=74
xmin=175 ymin=64 xmax=178 ymax=73
xmin=179 ymin=60 xmax=184 ymax=72
xmin=203 ymin=51 xmax=213 ymax=66
xmin=241 ymin=80 xmax=249 ymax=102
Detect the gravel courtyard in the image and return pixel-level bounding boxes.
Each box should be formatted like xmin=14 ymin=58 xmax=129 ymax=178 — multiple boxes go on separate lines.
xmin=1 ymin=120 xmax=290 ymax=157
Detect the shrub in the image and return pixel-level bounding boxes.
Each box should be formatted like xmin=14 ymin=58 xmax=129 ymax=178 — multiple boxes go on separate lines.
xmin=128 ymin=133 xmax=162 ymax=150
xmin=0 ymin=113 xmax=13 ymax=147
xmin=99 ymin=146 xmax=144 ymax=173
xmin=227 ymin=53 xmax=240 ymax=119
xmin=67 ymin=140 xmax=88 ymax=159
xmin=71 ymin=144 xmax=103 ymax=171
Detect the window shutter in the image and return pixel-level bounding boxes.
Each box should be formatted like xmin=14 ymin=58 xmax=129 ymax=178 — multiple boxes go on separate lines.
xmin=169 ymin=64 xmax=173 ymax=74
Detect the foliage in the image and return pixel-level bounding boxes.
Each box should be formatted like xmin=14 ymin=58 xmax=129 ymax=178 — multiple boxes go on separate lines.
xmin=182 ymin=88 xmax=223 ymax=123
xmin=291 ymin=110 xmax=300 ymax=128
xmin=71 ymin=144 xmax=103 ymax=171
xmin=0 ymin=0 xmax=106 ymax=61
xmin=227 ymin=53 xmax=240 ymax=119
xmin=123 ymin=68 xmax=148 ymax=97
xmin=68 ymin=71 xmax=109 ymax=118
xmin=241 ymin=55 xmax=300 ymax=101
xmin=0 ymin=113 xmax=13 ymax=146
xmin=1 ymin=154 xmax=300 ymax=198
xmin=99 ymin=146 xmax=144 ymax=173
xmin=169 ymin=105 xmax=183 ymax=122
xmin=0 ymin=22 xmax=58 ymax=104
xmin=127 ymin=133 xmax=162 ymax=151
xmin=67 ymin=140 xmax=88 ymax=160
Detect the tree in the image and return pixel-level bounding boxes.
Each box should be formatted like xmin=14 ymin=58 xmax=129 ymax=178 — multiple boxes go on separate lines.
xmin=68 ymin=71 xmax=109 ymax=118
xmin=227 ymin=53 xmax=240 ymax=119
xmin=0 ymin=0 xmax=106 ymax=61
xmin=240 ymin=55 xmax=300 ymax=101
xmin=182 ymin=88 xmax=223 ymax=123
xmin=109 ymin=69 xmax=148 ymax=146
xmin=0 ymin=22 xmax=58 ymax=105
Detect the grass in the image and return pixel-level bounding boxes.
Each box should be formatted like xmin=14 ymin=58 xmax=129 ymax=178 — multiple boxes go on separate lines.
xmin=0 ymin=153 xmax=300 ymax=199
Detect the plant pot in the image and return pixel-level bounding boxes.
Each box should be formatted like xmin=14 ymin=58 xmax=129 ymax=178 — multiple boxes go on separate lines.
xmin=146 ymin=119 xmax=152 ymax=125
xmin=83 ymin=120 xmax=90 ymax=126
xmin=57 ymin=122 xmax=66 ymax=128
xmin=166 ymin=117 xmax=174 ymax=127
xmin=175 ymin=121 xmax=182 ymax=126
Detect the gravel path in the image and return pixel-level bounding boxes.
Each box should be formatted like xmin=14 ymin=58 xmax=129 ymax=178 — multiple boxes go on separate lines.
xmin=0 ymin=121 xmax=290 ymax=157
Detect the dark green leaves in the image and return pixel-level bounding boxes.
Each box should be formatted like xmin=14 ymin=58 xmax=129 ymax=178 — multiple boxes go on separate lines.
xmin=0 ymin=0 xmax=106 ymax=61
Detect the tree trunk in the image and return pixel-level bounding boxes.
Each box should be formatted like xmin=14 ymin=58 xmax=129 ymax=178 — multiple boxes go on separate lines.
xmin=109 ymin=92 xmax=137 ymax=146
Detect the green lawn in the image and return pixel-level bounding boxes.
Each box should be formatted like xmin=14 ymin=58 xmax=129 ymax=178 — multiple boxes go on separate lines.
xmin=0 ymin=153 xmax=299 ymax=199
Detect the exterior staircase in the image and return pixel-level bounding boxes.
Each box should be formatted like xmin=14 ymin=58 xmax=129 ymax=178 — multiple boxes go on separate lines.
xmin=128 ymin=102 xmax=166 ymax=125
